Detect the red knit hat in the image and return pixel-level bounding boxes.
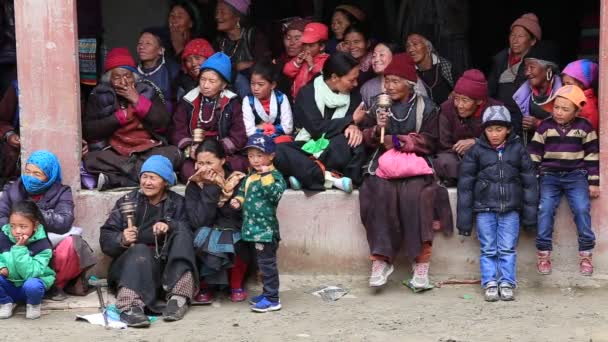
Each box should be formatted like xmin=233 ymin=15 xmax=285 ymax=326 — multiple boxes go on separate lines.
xmin=182 ymin=39 xmax=215 ymax=63
xmin=383 ymin=53 xmax=417 ymax=83
xmin=453 ymin=69 xmax=488 ymax=100
xmin=104 ymin=47 xmax=136 ymax=73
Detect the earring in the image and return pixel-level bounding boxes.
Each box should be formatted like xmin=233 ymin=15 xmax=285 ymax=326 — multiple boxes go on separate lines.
xmin=236 ymin=20 xmax=241 ymax=29
xmin=546 ymin=69 xmax=553 ymax=81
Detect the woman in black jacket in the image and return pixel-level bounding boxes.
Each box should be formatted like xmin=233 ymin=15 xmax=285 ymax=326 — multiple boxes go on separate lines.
xmin=457 ymin=105 xmax=538 ymax=302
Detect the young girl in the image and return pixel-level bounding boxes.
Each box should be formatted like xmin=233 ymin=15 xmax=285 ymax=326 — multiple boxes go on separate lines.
xmin=0 ymin=201 xmax=56 ymax=319
xmin=561 ymin=59 xmax=599 ymax=131
xmin=457 ymin=105 xmax=538 ymax=302
xmin=243 ymin=62 xmax=294 ymax=144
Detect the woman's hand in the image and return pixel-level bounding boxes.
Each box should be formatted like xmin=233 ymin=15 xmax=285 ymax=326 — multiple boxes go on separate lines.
xmin=115 ymin=83 xmax=140 ymax=105
xmin=230 ymin=198 xmax=241 ymax=210
xmin=376 ymin=108 xmax=389 ymax=128
xmin=522 ymin=116 xmax=538 ymax=130
xmin=122 ymin=226 xmax=138 ymax=246
xmin=0 ymin=268 xmax=8 ymax=277
xmin=589 ymin=185 xmax=600 ymax=199
xmin=303 ymin=52 xmax=314 ymax=68
xmin=153 ymin=222 xmax=170 ymax=236
xmin=352 ymin=102 xmax=368 ymax=124
xmin=236 ymin=61 xmax=254 ymax=72
xmin=190 ymin=168 xmax=219 ymax=185
xmin=344 ymin=124 xmax=363 ymax=148
xmin=453 ymin=138 xmax=476 ymax=155
xmin=295 ymin=52 xmax=305 ymax=66
xmin=336 ymin=41 xmax=349 ymax=53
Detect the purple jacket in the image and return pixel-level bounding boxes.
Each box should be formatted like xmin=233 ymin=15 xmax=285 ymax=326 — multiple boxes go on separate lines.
xmin=0 ymin=179 xmax=74 ymax=234
xmin=513 ymin=77 xmax=562 ymax=117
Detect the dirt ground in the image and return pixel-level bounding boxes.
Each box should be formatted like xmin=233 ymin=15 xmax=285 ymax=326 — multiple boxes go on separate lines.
xmin=0 ymin=275 xmax=606 ymax=342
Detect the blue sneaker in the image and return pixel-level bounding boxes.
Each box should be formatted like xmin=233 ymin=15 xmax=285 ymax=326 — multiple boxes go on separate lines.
xmin=249 ymin=294 xmax=265 ymax=305
xmin=289 ymin=176 xmax=302 ymax=190
xmin=251 ymin=297 xmax=282 ymax=313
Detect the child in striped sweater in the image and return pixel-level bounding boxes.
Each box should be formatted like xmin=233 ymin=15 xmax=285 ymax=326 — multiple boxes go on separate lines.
xmin=528 ymin=85 xmax=599 ymax=276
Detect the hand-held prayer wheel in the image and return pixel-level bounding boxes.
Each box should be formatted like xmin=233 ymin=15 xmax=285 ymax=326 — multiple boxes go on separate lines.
xmin=193 ymin=127 xmax=205 ymax=143
xmin=376 ymin=93 xmax=392 ymax=144
xmin=119 ymin=200 xmax=137 ymax=232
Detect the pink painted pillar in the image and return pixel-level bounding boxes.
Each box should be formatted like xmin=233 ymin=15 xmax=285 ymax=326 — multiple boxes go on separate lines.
xmin=14 ymin=0 xmax=82 ymax=190
xmin=594 ymin=2 xmax=608 ymax=245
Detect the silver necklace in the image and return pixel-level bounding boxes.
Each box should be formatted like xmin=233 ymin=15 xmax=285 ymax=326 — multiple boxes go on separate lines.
xmin=198 ymin=96 xmax=219 ymax=124
xmin=138 ymin=56 xmax=166 ymax=77
xmin=388 ymin=95 xmax=416 ymax=122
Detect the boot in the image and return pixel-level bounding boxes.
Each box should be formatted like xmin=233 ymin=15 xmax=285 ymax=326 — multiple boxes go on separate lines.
xmin=536 ymin=251 xmax=552 ymax=275
xmin=579 ymin=251 xmax=593 ymax=276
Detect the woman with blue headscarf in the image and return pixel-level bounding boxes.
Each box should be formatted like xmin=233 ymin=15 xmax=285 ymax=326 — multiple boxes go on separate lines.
xmin=0 ymin=150 xmax=96 ymax=300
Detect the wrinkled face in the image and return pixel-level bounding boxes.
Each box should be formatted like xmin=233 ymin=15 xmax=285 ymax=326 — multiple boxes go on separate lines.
xmin=215 ymin=1 xmax=240 ymax=32
xmin=372 ymin=44 xmax=393 ymax=74
xmin=343 ymin=31 xmax=368 ymax=60
xmin=509 ymin=26 xmax=536 ymax=56
xmin=524 ymin=59 xmax=549 ymax=88
xmin=328 ymin=67 xmax=360 ymax=94
xmin=23 ymin=163 xmax=48 ymax=182
xmin=331 ymin=11 xmax=351 ymax=40
xmin=247 ymin=148 xmax=274 ymax=172
xmin=283 ymin=29 xmax=303 ymax=57
xmin=250 ymin=73 xmax=275 ymax=100
xmin=169 ymin=5 xmax=193 ymax=32
xmin=484 ymin=125 xmax=510 ymax=146
xmin=406 ymin=34 xmax=429 ymax=64
xmin=9 ymin=213 xmax=36 ymax=241
xmin=562 ymin=74 xmax=585 ymax=89
xmin=137 ymin=33 xmax=163 ymax=63
xmin=199 ymin=70 xmax=226 ymax=98
xmin=110 ymin=68 xmax=136 ymax=91
xmin=303 ymin=42 xmax=324 ymax=57
xmin=552 ymin=96 xmax=579 ymax=125
xmin=195 ymin=151 xmax=226 ymax=173
xmin=140 ymin=172 xmax=167 ymax=199
xmin=185 ymin=55 xmax=206 ymax=79
xmin=384 ymin=75 xmax=410 ymax=101
xmin=453 ymin=93 xmax=482 ymax=118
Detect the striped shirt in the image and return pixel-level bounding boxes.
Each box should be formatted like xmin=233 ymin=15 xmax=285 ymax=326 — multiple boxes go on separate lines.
xmin=528 ymin=117 xmax=599 ymax=186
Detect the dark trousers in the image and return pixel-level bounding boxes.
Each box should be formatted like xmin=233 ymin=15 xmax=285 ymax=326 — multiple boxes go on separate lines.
xmin=255 ymin=242 xmax=279 ymax=302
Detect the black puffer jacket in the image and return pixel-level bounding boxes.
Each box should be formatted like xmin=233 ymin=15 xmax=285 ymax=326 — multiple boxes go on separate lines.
xmin=457 ymin=133 xmax=538 ymax=235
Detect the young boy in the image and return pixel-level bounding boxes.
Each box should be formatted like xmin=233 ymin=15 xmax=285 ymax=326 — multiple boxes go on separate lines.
xmin=230 ymin=133 xmax=286 ymax=312
xmin=458 ymin=105 xmax=538 ymax=302
xmin=528 ymin=84 xmax=600 ymax=276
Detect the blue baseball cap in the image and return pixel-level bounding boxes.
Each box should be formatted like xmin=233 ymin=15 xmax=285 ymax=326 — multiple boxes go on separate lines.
xmin=245 ymin=133 xmax=276 ymax=154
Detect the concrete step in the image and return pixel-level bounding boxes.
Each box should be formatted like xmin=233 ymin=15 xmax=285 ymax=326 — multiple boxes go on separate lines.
xmin=74 ymin=187 xmax=608 ymax=287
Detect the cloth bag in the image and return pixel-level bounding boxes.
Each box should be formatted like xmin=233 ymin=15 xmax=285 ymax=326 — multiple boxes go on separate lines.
xmin=376 ymin=149 xmax=433 ymax=179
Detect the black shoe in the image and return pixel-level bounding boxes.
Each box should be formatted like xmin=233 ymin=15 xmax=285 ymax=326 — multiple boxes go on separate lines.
xmin=120 ymin=306 xmax=150 ymax=328
xmin=162 ymin=298 xmax=188 ymax=322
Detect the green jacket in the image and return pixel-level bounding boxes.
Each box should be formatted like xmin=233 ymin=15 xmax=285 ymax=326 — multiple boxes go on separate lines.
xmin=235 ymin=167 xmax=286 ymax=243
xmin=0 ymin=224 xmax=56 ymax=289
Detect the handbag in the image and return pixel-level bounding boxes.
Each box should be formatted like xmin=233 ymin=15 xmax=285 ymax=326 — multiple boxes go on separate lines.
xmin=376 ymin=149 xmax=434 ymax=179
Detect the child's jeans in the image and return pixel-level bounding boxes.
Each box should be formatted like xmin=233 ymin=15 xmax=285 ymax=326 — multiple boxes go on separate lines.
xmin=476 ymin=211 xmax=520 ymax=288
xmin=255 ymin=242 xmax=279 ymax=302
xmin=0 ymin=276 xmax=46 ymax=305
xmin=536 ymin=170 xmax=595 ymax=252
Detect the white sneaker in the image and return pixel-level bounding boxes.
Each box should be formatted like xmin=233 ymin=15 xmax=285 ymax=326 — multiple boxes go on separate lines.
xmin=97 ymin=173 xmax=108 ymax=191
xmin=0 ymin=303 xmax=15 ymax=319
xmin=324 ymin=171 xmax=353 ymax=193
xmin=410 ymin=262 xmax=430 ymax=289
xmin=26 ymin=304 xmax=41 ymax=319
xmin=484 ymin=286 xmax=500 ymax=302
xmin=369 ymin=260 xmax=394 ymax=287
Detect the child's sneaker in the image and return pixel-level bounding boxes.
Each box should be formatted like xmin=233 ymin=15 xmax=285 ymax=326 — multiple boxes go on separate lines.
xmin=484 ymin=286 xmax=499 ymax=302
xmin=251 ymin=297 xmax=281 ymax=313
xmin=26 ymin=304 xmax=41 ymax=319
xmin=369 ymin=260 xmax=394 ymax=287
xmin=536 ymin=251 xmax=552 ymax=275
xmin=499 ymin=284 xmax=515 ymax=301
xmin=289 ymin=176 xmax=302 ymax=190
xmin=410 ymin=262 xmax=430 ymax=289
xmin=0 ymin=303 xmax=15 ymax=319
xmin=579 ymin=251 xmax=593 ymax=276
xmin=230 ymin=288 xmax=248 ymax=302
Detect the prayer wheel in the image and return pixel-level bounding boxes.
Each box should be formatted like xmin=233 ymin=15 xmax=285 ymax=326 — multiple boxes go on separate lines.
xmin=376 ymin=93 xmax=393 ymax=144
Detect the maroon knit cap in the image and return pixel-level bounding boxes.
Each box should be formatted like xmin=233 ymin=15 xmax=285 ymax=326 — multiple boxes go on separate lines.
xmin=454 ymin=69 xmax=488 ymax=100
xmin=383 ymin=53 xmax=417 ymax=83
xmin=104 ymin=47 xmax=136 ymax=73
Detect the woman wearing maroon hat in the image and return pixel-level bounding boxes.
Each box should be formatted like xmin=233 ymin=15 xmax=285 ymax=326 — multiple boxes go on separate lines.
xmin=83 ymin=48 xmax=182 ymax=190
xmin=433 ymin=69 xmax=502 ymax=186
xmin=360 ymin=53 xmax=452 ymax=291
xmin=174 ymin=38 xmax=215 ymax=102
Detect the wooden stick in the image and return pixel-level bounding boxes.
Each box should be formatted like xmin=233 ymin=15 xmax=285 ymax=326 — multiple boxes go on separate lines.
xmin=380 ymin=127 xmax=385 ymax=143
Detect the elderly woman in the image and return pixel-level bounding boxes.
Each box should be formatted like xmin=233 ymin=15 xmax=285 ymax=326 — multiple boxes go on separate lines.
xmin=513 ymin=42 xmax=562 ymax=143
xmin=170 ymin=52 xmax=247 ymax=183
xmin=488 ymin=13 xmax=541 ymax=137
xmin=406 ymin=32 xmax=459 ymax=105
xmin=167 ymin=0 xmax=205 ymax=61
xmin=174 ymin=38 xmax=215 ymax=102
xmin=274 ymin=52 xmax=367 ymax=192
xmin=100 ymin=155 xmax=197 ymax=327
xmin=214 ymin=0 xmax=271 ymax=97
xmin=185 ymin=140 xmax=249 ymax=304
xmin=434 ymin=69 xmax=502 ymax=186
xmin=136 ymin=27 xmax=180 ymax=110
xmin=0 ymin=151 xmax=96 ymax=300
xmin=83 ymin=48 xmax=182 ymax=191
xmin=360 ymin=53 xmax=452 ymax=291
xmin=0 ymin=80 xmax=19 ymax=183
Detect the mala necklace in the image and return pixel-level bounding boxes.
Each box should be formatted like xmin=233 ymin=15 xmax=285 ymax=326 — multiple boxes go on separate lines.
xmin=388 ymin=94 xmax=416 ymax=122
xmin=220 ymin=30 xmax=243 ymax=58
xmin=137 ymin=56 xmax=166 ymax=77
xmin=198 ymin=96 xmax=219 ymax=125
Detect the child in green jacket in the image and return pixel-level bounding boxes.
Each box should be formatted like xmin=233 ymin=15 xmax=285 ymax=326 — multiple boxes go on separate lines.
xmin=231 ymin=133 xmax=286 ymax=313
xmin=0 ymin=201 xmax=56 ymax=319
